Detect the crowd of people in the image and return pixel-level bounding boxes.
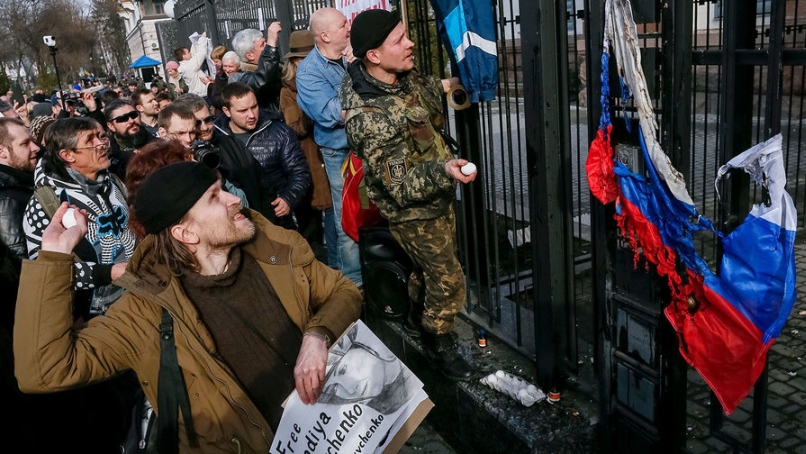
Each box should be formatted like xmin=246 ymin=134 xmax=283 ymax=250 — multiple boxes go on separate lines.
xmin=0 ymin=7 xmax=477 ymax=452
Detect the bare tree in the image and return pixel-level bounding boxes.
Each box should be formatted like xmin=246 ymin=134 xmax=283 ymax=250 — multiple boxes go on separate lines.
xmin=0 ymin=0 xmax=128 ymax=89
xmin=91 ymin=0 xmax=131 ymax=77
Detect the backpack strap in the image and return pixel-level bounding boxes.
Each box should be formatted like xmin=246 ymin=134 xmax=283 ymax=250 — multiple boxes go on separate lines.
xmin=33 ymin=185 xmax=62 ymax=220
xmin=108 ymin=172 xmax=128 ymax=199
xmin=33 ymin=185 xmax=82 ymax=263
xmin=155 ymin=308 xmax=198 ymax=453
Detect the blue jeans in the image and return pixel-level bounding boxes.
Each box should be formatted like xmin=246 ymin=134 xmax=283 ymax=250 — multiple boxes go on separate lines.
xmin=322 ymin=207 xmax=338 ymax=268
xmin=320 ymin=147 xmax=363 ymax=287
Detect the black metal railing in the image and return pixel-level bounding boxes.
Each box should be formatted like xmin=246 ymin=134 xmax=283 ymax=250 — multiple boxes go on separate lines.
xmin=164 ymin=2 xmax=805 ymax=451
xmin=171 ymin=0 xmax=332 ymax=58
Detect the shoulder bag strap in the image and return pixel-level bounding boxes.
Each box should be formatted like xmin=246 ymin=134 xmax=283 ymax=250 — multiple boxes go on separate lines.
xmin=33 ymin=185 xmax=82 ymax=263
xmin=155 ymin=308 xmax=199 ymax=453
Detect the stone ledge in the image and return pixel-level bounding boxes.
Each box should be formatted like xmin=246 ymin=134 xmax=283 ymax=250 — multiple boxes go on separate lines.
xmin=363 ymin=310 xmax=600 ymax=453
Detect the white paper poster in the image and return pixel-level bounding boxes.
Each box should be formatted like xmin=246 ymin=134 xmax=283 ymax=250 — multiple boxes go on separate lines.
xmin=271 ymin=320 xmax=429 ymax=454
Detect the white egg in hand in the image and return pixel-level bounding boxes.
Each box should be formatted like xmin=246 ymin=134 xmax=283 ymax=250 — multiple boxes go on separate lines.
xmin=461 ymin=162 xmax=477 ymax=175
xmin=62 ymin=208 xmax=77 ymax=229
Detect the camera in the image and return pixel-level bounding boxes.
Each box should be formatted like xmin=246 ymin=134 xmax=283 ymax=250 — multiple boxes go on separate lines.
xmin=192 ymin=140 xmax=220 ymax=169
xmin=43 ymin=35 xmax=56 ymax=47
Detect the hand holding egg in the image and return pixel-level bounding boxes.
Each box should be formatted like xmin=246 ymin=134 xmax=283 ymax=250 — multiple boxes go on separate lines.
xmin=62 ymin=208 xmax=77 ymax=229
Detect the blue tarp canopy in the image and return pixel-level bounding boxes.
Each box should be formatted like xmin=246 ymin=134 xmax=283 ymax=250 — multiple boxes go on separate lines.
xmin=129 ymin=55 xmax=162 ymax=68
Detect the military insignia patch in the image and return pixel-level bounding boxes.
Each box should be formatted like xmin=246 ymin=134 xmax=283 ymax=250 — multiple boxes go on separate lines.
xmin=385 ymin=158 xmax=408 ymax=184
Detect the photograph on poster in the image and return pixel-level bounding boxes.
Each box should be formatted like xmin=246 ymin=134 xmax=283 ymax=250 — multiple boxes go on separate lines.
xmin=318 ymin=324 xmax=421 ymax=415
xmin=270 ymin=320 xmax=429 ymax=454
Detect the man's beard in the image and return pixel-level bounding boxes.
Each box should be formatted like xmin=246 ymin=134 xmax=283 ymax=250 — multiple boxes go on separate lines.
xmin=199 ymin=129 xmax=214 ymax=142
xmin=8 ymin=152 xmax=35 ymax=173
xmin=124 ymin=123 xmax=142 ymax=137
xmin=207 ymin=207 xmax=257 ymax=248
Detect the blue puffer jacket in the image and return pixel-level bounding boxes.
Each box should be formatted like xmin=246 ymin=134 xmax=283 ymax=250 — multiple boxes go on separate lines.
xmin=215 ymin=111 xmax=311 ymax=212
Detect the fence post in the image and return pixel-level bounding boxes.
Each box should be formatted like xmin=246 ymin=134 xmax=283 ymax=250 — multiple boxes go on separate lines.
xmin=519 ymin=0 xmax=574 ymax=389
xmin=204 ymin=0 xmax=221 ymax=46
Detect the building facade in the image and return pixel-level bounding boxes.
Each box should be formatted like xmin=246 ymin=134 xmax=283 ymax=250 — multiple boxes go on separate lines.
xmin=118 ymin=0 xmax=171 ymax=82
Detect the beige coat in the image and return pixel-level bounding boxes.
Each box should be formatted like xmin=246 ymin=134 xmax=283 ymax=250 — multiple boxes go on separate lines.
xmin=280 ymin=79 xmax=333 ymax=211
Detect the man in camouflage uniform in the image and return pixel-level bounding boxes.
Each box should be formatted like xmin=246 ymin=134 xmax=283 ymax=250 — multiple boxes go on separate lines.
xmin=340 ymin=9 xmax=477 ymax=381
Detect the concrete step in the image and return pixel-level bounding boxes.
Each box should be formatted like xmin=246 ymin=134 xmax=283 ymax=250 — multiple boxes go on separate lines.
xmin=363 ymin=310 xmax=601 ymax=454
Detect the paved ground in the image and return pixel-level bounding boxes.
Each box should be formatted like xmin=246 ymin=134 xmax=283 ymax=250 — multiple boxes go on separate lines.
xmin=400 ymin=422 xmax=456 ymax=454
xmin=684 ymin=236 xmax=806 ymax=454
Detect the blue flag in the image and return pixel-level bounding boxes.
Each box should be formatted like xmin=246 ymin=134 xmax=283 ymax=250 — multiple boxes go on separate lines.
xmin=430 ymin=0 xmax=498 ymax=102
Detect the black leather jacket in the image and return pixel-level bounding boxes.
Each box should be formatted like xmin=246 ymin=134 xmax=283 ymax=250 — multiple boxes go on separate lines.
xmin=108 ymin=128 xmax=157 ymax=180
xmin=0 ymin=164 xmax=34 ymax=265
xmin=211 ymin=131 xmax=295 ymax=229
xmin=215 ymin=112 xmax=311 ymax=212
xmin=236 ymin=45 xmax=283 ymax=119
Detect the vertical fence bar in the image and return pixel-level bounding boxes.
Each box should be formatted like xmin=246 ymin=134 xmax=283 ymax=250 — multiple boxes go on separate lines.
xmin=764 ymin=0 xmax=786 ymax=138
xmin=711 ymin=2 xmax=768 ymax=453
xmin=520 ymin=0 xmax=574 ymax=388
xmin=584 ymin=0 xmax=610 ymax=444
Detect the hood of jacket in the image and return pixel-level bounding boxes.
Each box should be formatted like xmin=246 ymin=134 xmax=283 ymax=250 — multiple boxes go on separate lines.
xmin=281 ymin=74 xmax=298 ymax=93
xmin=342 ymin=60 xmax=414 ymax=107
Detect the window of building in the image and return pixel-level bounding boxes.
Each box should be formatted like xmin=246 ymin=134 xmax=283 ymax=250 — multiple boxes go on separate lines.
xmin=714 ymin=0 xmax=772 ymax=18
xmin=142 ymin=0 xmax=165 ymax=17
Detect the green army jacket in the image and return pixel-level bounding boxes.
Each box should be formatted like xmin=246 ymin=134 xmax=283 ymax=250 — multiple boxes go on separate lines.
xmin=340 ymin=62 xmax=457 ymax=224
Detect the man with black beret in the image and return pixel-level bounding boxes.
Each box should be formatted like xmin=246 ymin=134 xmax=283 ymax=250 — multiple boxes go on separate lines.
xmin=14 ymin=161 xmax=362 ymax=452
xmin=340 ymin=9 xmax=478 ymax=381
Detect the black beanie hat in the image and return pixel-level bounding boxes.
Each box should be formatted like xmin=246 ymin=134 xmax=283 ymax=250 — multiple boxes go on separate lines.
xmin=135 ymin=162 xmax=218 ymax=234
xmin=350 ymin=9 xmax=402 ymax=59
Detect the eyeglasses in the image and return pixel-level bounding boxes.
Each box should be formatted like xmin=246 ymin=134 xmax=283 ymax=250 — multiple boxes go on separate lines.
xmin=111 ymin=111 xmax=139 ymax=123
xmin=73 ymin=136 xmax=111 ymax=153
xmin=195 ymin=115 xmax=216 ymax=127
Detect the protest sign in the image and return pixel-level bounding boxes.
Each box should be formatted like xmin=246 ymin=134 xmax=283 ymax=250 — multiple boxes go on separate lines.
xmin=271 ymin=320 xmax=433 ymax=454
xmin=335 ymin=0 xmax=391 ymax=24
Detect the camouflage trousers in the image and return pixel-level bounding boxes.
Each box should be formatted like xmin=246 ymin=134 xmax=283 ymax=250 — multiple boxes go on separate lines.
xmin=389 ymin=207 xmax=466 ymax=335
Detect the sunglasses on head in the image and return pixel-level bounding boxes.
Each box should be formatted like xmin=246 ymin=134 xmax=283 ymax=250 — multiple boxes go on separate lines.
xmin=112 ymin=111 xmax=139 ymax=123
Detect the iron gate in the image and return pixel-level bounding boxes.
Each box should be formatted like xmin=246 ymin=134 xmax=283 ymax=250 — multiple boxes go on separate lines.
xmin=403 ymin=0 xmax=597 ymax=392
xmin=170 ymin=0 xmax=332 ymax=61
xmin=591 ymin=0 xmax=806 ymax=453
xmin=165 ymin=0 xmax=805 ymax=451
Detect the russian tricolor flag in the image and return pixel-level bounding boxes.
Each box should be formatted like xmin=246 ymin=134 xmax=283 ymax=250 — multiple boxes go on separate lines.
xmin=587 ymin=0 xmax=798 ymax=415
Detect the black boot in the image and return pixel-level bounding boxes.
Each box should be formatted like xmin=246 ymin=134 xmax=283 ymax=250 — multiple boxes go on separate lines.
xmin=402 ymin=305 xmax=424 ymax=338
xmin=424 ymin=332 xmax=475 ymax=381
xmin=402 ymin=292 xmax=425 ymax=338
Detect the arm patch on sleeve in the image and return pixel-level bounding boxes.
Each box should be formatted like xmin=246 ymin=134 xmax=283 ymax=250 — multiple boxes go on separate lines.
xmin=385 ymin=158 xmax=409 ymax=185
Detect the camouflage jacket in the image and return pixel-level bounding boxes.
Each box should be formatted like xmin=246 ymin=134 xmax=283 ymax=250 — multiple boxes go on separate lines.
xmin=340 ymin=62 xmax=456 ymax=224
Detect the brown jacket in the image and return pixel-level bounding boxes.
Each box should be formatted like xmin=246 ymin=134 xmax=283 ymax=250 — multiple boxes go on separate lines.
xmin=280 ymin=79 xmax=333 ymax=211
xmin=14 ymin=213 xmax=361 ymax=453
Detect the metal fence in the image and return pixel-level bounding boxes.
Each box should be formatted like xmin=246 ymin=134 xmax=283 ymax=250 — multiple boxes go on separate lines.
xmin=593 ymin=1 xmax=806 ymax=453
xmin=171 ymin=0 xmax=332 ymax=58
xmin=169 ymin=0 xmax=594 ymax=388
xmin=165 ymin=1 xmax=806 ymax=450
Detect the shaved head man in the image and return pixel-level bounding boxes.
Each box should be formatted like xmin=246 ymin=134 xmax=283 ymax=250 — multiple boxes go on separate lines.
xmin=309 ymin=8 xmax=352 ymax=60
xmin=296 ymin=7 xmax=362 ymax=286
